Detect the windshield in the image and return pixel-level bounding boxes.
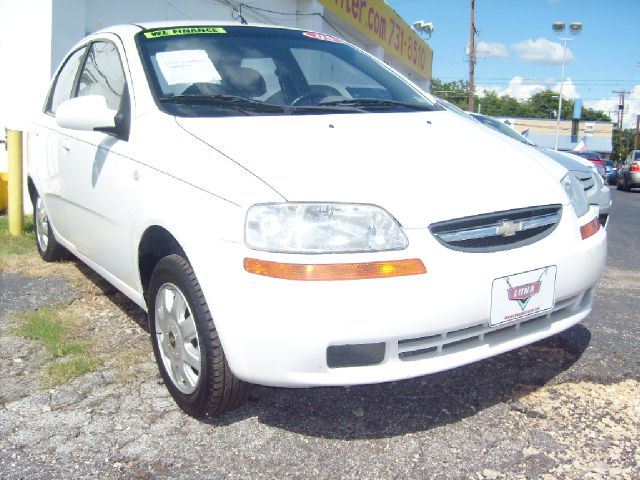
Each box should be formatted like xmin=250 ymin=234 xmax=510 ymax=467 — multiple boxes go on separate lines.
xmin=136 ymin=26 xmax=439 ymax=117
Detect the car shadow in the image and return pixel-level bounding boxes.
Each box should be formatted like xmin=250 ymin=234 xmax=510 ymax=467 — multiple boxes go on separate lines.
xmin=212 ymin=325 xmax=591 ymax=439
xmin=66 ymin=256 xmax=591 ymax=439
xmin=70 ymin=258 xmax=149 ymax=332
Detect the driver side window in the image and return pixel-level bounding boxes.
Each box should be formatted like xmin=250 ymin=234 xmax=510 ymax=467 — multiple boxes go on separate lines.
xmin=77 ymin=41 xmax=127 ymax=110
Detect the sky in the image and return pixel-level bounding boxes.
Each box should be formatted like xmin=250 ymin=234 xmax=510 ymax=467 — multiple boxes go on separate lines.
xmin=386 ymin=0 xmax=640 ymax=128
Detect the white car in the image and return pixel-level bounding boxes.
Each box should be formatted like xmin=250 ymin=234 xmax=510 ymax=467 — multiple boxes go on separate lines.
xmin=28 ymin=21 xmax=607 ymax=418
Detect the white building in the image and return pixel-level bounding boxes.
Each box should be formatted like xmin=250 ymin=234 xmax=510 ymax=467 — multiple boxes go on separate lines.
xmin=0 ymin=0 xmax=433 ymax=171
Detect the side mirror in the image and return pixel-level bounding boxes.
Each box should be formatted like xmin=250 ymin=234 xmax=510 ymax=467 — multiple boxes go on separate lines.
xmin=55 ymin=95 xmax=117 ymax=132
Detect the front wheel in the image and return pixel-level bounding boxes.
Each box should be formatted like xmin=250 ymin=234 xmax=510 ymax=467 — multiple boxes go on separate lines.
xmin=148 ymin=254 xmax=251 ymax=418
xmin=33 ymin=191 xmax=67 ymax=261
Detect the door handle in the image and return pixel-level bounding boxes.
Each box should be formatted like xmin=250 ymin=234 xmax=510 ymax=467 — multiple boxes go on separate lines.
xmin=61 ymin=142 xmax=71 ymax=153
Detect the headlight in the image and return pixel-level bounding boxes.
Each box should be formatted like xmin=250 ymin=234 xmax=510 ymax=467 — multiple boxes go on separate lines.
xmin=561 ymin=173 xmax=589 ymax=218
xmin=245 ymin=203 xmax=408 ymax=253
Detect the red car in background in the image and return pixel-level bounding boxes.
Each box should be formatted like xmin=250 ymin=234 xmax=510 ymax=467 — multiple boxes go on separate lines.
xmin=573 ymin=150 xmax=606 ymax=169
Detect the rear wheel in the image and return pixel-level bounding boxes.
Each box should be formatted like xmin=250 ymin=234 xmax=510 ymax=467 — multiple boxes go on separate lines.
xmin=148 ymin=254 xmax=251 ymax=418
xmin=33 ymin=192 xmax=67 ymax=261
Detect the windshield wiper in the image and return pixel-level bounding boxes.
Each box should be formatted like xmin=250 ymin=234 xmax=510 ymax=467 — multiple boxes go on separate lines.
xmin=160 ymin=94 xmax=365 ymax=115
xmin=286 ymin=104 xmax=367 ymax=114
xmin=160 ymin=94 xmax=286 ymax=114
xmin=317 ymin=98 xmax=435 ymax=111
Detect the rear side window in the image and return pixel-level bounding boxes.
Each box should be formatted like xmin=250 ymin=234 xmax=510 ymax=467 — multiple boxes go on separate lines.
xmin=46 ymin=46 xmax=87 ymax=114
xmin=634 ymin=151 xmax=640 ymax=161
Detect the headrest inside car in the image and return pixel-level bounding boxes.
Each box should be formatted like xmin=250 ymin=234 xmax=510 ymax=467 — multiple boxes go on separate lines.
xmin=223 ymin=67 xmax=266 ymax=98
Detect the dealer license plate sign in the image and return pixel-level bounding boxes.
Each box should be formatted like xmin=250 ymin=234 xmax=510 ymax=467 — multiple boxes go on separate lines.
xmin=490 ymin=266 xmax=557 ymax=326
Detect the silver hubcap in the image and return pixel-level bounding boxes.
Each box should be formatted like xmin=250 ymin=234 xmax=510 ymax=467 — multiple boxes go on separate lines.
xmin=35 ymin=196 xmax=49 ymax=252
xmin=154 ymin=283 xmax=201 ymax=394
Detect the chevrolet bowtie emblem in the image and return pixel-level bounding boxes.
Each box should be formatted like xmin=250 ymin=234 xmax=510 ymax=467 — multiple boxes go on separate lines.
xmin=496 ymin=220 xmax=524 ymax=237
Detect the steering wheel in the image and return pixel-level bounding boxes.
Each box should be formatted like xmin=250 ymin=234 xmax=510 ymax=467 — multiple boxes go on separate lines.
xmin=289 ymin=92 xmax=329 ymax=106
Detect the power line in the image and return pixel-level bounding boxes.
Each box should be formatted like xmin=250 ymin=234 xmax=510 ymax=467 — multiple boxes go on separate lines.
xmin=435 ymin=76 xmax=639 ymax=87
xmin=198 ymin=0 xmax=351 ymax=41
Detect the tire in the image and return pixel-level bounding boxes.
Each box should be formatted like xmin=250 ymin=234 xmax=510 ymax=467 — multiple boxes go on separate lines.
xmin=148 ymin=254 xmax=251 ymax=418
xmin=33 ymin=191 xmax=67 ymax=261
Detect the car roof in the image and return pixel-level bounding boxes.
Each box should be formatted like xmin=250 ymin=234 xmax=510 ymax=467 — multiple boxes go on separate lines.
xmin=94 ymin=20 xmax=296 ymax=36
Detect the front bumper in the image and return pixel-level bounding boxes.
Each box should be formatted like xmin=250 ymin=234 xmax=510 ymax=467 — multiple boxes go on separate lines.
xmin=193 ymin=206 xmax=607 ymax=387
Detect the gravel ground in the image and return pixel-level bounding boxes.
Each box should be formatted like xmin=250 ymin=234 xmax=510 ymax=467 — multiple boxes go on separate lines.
xmin=0 ymin=190 xmax=639 ymax=479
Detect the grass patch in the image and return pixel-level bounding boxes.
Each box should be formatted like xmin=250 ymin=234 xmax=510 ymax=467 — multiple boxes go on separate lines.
xmin=18 ymin=308 xmax=87 ymax=357
xmin=0 ymin=214 xmax=36 ymax=256
xmin=47 ymin=357 xmax=101 ymax=385
xmin=14 ymin=305 xmax=101 ymax=386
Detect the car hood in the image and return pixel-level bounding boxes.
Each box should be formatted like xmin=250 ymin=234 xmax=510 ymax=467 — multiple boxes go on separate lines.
xmin=176 ymin=110 xmax=568 ymax=228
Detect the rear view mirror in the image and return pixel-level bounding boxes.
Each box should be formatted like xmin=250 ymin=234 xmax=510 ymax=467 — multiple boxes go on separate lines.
xmin=55 ymin=96 xmax=117 ymax=132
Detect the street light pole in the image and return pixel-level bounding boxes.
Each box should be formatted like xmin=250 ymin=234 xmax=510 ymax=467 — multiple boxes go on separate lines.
xmin=554 ymin=37 xmax=568 ymax=151
xmin=552 ymin=21 xmax=582 ymax=151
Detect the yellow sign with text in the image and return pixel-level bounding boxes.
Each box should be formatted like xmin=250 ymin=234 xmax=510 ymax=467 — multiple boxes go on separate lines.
xmin=318 ymin=0 xmax=433 ymax=80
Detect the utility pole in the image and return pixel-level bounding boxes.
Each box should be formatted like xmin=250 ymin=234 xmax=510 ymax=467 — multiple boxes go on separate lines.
xmin=612 ymin=90 xmax=630 ymax=129
xmin=468 ymin=0 xmax=476 ymax=112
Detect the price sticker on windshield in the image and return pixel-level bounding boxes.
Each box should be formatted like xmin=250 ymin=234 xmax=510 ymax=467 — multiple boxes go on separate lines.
xmin=155 ymin=50 xmax=221 ymax=85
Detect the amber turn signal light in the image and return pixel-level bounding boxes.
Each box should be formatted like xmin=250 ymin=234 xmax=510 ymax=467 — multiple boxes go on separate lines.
xmin=580 ymin=216 xmax=600 ymax=240
xmin=244 ymin=258 xmax=427 ymax=281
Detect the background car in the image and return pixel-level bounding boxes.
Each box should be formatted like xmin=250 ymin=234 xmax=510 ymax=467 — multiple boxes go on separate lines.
xmin=617 ymin=151 xmax=640 ymax=191
xmin=626 ymin=149 xmax=640 ymax=162
xmin=572 ymin=150 xmax=607 ymax=172
xmin=468 ymin=112 xmax=611 ymax=227
xmin=605 ymin=159 xmax=617 ymax=185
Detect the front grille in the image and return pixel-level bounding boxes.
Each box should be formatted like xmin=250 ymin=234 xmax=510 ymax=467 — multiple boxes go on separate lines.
xmin=575 ymin=172 xmax=595 ymax=192
xmin=430 ymin=205 xmax=562 ymax=252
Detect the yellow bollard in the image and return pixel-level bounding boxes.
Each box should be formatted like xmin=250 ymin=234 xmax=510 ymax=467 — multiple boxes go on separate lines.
xmin=7 ymin=130 xmax=24 ymax=236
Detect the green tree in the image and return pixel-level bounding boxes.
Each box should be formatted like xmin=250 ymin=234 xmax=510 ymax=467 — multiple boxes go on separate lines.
xmin=581 ymin=105 xmax=611 ymax=122
xmin=525 ymin=90 xmax=611 ymax=121
xmin=430 ymin=78 xmax=472 ymax=110
xmin=430 ymin=79 xmax=611 ymax=122
xmin=526 ymin=90 xmax=560 ymax=119
xmin=480 ymin=92 xmax=525 ymax=117
xmin=612 ymin=128 xmax=636 ymax=162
